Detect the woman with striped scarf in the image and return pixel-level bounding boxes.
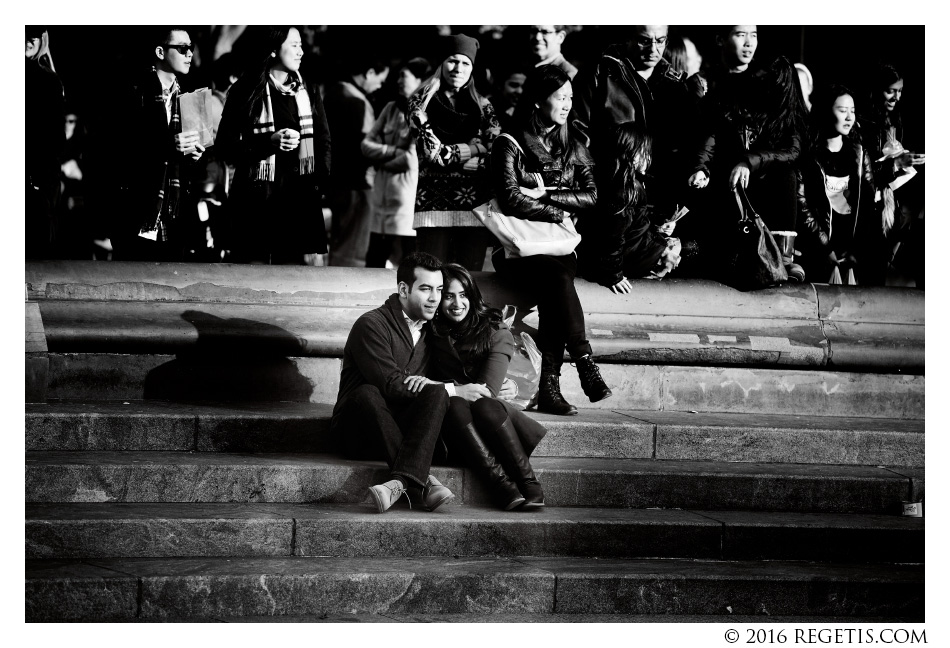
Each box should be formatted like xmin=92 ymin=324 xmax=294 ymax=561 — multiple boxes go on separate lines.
xmin=217 ymin=26 xmax=331 ymax=264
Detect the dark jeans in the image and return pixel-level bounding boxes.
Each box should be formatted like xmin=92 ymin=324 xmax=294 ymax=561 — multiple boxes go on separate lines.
xmin=333 ymin=383 xmax=449 ymax=487
xmin=494 ymin=251 xmax=592 ymax=371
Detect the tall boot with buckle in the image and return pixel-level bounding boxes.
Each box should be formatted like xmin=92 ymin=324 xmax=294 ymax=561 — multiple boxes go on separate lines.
xmin=452 ymin=422 xmax=525 ymax=510
xmin=574 ymin=354 xmax=612 ymax=403
xmin=490 ymin=416 xmax=544 ymax=508
xmin=537 ymin=350 xmax=578 ymax=416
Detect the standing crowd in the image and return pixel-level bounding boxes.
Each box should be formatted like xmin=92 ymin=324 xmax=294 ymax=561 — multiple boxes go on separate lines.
xmin=27 ymin=24 xmax=924 ymax=289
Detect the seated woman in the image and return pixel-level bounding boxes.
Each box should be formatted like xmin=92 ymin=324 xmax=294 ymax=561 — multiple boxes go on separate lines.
xmin=578 ymin=122 xmax=682 ymax=292
xmin=489 ymin=64 xmax=611 ymax=416
xmin=405 ymin=263 xmax=547 ymax=510
xmin=796 ymin=84 xmax=868 ymax=283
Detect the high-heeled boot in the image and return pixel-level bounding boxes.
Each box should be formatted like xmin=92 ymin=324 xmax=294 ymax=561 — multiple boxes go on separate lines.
xmin=574 ymin=354 xmax=612 ymax=403
xmin=491 ymin=416 xmax=544 ymax=508
xmin=453 ymin=422 xmax=525 ymax=510
xmin=537 ymin=351 xmax=578 ymax=416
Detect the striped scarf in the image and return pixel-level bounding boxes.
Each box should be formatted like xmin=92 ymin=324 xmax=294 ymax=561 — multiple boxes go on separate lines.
xmin=250 ymin=71 xmax=316 ymax=182
xmin=139 ymin=69 xmax=182 ymax=241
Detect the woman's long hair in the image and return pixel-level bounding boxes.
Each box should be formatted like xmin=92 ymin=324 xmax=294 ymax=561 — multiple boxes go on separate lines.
xmin=513 ymin=65 xmax=574 ymax=161
xmin=603 ymin=122 xmax=652 ymax=215
xmin=433 ymin=263 xmax=503 ymax=360
xmin=236 ymin=26 xmax=303 ymax=120
xmin=662 ymin=33 xmax=688 ymax=76
xmin=808 ymin=83 xmax=858 ymax=153
xmin=753 ymin=55 xmax=809 ymax=151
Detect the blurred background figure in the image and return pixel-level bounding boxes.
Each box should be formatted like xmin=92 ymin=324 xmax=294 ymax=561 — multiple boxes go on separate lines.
xmin=683 ymin=35 xmax=703 ymax=76
xmin=25 ymin=26 xmax=65 ymax=260
xmin=527 ymin=25 xmax=577 ymax=78
xmin=324 ymin=52 xmax=390 ymax=266
xmin=216 ymin=26 xmax=331 ymax=265
xmin=361 ymin=57 xmax=432 ymax=269
xmin=795 ymin=62 xmax=814 ymax=111
xmin=490 ymin=64 xmax=527 ymax=133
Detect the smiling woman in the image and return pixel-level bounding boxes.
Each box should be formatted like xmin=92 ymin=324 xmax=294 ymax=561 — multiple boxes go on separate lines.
xmin=489 ymin=65 xmax=611 ymax=416
xmin=215 ymin=26 xmax=331 ymax=265
xmin=423 ymin=263 xmax=549 ymax=510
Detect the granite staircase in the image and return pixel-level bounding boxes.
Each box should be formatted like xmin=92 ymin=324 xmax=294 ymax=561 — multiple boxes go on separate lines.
xmin=24 ymin=262 xmax=924 ymax=622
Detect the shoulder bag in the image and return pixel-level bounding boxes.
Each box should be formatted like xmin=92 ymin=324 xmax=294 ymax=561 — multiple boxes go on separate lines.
xmin=472 ymin=133 xmax=581 ymax=258
xmin=730 ymin=184 xmax=788 ymax=290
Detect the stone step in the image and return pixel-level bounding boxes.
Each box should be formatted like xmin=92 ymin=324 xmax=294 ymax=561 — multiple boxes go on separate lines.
xmin=25 ymin=556 xmax=924 ymax=621
xmin=25 ymin=452 xmax=922 ymax=514
xmin=26 ymin=502 xmax=924 ymax=563
xmin=26 ymin=401 xmax=924 ymax=467
xmin=150 ymin=613 xmax=922 ymax=623
xmin=42 ymin=353 xmax=924 ymax=419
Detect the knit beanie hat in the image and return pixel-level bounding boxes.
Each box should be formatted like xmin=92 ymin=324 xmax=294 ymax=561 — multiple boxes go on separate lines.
xmin=443 ymin=34 xmax=479 ymax=64
xmin=404 ymin=56 xmax=433 ymax=80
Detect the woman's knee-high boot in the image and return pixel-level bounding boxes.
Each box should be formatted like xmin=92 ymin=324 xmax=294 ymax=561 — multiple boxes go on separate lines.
xmin=453 ymin=422 xmax=526 ymax=510
xmin=490 ymin=416 xmax=545 ymax=508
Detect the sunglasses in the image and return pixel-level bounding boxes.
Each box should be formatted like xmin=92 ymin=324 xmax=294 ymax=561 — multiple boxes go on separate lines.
xmin=164 ymin=43 xmax=194 ymax=55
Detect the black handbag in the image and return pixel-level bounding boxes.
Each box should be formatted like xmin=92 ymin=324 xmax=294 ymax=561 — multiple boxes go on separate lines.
xmin=730 ymin=185 xmax=788 ymax=290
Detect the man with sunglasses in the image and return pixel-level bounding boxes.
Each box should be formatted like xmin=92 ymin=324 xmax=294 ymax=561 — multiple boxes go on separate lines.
xmin=108 ymin=27 xmax=205 ymax=261
xmin=574 ymin=26 xmax=701 ymax=252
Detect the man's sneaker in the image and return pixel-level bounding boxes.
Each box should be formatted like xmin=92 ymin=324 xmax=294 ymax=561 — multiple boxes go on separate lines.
xmin=368 ymin=479 xmax=407 ymax=513
xmin=410 ymin=475 xmax=455 ymax=512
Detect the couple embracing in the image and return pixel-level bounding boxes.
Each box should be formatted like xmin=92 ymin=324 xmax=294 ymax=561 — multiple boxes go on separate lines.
xmin=330 ymin=251 xmax=547 ymax=513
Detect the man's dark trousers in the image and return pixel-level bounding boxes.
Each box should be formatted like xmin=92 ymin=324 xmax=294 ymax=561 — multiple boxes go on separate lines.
xmin=334 ymin=383 xmax=449 ymax=487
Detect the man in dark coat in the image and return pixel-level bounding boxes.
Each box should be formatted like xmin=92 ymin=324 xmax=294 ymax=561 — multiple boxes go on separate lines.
xmin=331 ymin=251 xmax=455 ymax=513
xmin=107 ymin=27 xmax=206 ymax=260
xmin=574 ymin=25 xmax=701 ymax=225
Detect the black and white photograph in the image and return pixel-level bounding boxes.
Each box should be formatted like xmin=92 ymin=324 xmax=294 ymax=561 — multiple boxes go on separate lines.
xmin=19 ymin=10 xmax=932 ymax=642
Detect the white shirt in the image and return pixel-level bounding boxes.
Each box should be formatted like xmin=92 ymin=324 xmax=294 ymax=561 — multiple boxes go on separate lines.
xmin=402 ymin=310 xmax=455 ymax=396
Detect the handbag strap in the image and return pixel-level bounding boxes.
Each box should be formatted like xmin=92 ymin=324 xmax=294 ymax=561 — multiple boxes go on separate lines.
xmin=497 ymin=132 xmax=545 ymax=189
xmin=734 ymin=185 xmax=757 ymax=229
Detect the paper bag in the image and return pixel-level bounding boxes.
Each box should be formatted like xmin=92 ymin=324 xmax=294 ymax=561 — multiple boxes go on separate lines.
xmin=179 ymin=88 xmax=214 ymax=147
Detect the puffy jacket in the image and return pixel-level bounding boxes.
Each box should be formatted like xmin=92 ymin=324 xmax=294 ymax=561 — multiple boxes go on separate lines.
xmin=490 ymin=128 xmax=597 ymax=223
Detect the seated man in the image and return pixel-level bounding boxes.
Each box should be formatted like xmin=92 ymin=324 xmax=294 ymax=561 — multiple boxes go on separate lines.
xmin=331 ymin=251 xmax=454 ymax=513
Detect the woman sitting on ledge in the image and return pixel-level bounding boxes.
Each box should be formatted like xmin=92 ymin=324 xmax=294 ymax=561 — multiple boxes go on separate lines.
xmin=404 ymin=263 xmax=548 ymax=510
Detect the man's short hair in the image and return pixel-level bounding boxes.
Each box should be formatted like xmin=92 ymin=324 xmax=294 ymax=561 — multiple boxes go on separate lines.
xmin=152 ymin=26 xmax=189 ymax=49
xmin=397 ymin=251 xmax=443 ymax=289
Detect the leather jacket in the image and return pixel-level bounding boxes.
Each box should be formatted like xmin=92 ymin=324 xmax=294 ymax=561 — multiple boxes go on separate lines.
xmin=490 ymin=128 xmax=597 ymax=223
xmin=796 ymin=139 xmax=866 ymax=254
